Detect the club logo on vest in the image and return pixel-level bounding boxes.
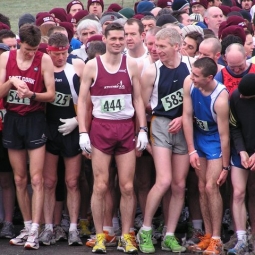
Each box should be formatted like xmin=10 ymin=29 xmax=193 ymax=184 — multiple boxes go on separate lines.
xmin=118 ymin=80 xmax=125 ymax=89
xmin=118 ymin=69 xmax=127 ymax=73
xmin=34 ymin=67 xmax=38 ymax=72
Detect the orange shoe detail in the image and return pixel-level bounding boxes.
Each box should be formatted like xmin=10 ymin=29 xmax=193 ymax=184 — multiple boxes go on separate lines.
xmin=203 ymin=238 xmax=223 ymax=255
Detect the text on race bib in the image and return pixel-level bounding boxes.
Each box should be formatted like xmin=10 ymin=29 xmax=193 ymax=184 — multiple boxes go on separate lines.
xmin=7 ymin=90 xmax=30 ymax=105
xmin=101 ymin=97 xmax=125 ymax=113
xmin=0 ymin=109 xmax=6 ymax=122
xmin=195 ymin=117 xmax=209 ymax=131
xmin=161 ymin=88 xmax=183 ymax=111
xmin=51 ymin=92 xmax=71 ymax=107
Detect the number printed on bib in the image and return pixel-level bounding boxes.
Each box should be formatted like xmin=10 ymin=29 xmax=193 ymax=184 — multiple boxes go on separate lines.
xmin=7 ymin=90 xmax=30 ymax=105
xmin=161 ymin=88 xmax=183 ymax=111
xmin=195 ymin=117 xmax=209 ymax=131
xmin=51 ymin=92 xmax=71 ymax=107
xmin=101 ymin=97 xmax=125 ymax=113
xmin=0 ymin=109 xmax=6 ymax=122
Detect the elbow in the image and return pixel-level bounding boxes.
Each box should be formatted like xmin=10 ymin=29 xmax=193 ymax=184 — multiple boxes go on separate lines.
xmin=49 ymin=93 xmax=55 ymax=102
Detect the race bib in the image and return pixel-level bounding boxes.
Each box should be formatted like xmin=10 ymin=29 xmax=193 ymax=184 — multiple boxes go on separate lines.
xmin=0 ymin=109 xmax=6 ymax=122
xmin=161 ymin=88 xmax=183 ymax=111
xmin=51 ymin=92 xmax=71 ymax=107
xmin=7 ymin=90 xmax=30 ymax=105
xmin=101 ymin=97 xmax=125 ymax=113
xmin=195 ymin=117 xmax=209 ymax=131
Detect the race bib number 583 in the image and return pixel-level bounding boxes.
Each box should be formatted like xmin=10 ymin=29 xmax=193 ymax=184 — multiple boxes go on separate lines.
xmin=161 ymin=88 xmax=183 ymax=111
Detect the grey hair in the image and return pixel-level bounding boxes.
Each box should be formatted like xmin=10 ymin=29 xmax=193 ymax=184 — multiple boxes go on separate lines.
xmin=155 ymin=27 xmax=182 ymax=46
xmin=77 ymin=19 xmax=102 ymax=37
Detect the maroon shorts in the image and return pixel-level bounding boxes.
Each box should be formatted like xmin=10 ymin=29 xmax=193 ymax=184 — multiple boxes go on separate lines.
xmin=90 ymin=118 xmax=135 ymax=155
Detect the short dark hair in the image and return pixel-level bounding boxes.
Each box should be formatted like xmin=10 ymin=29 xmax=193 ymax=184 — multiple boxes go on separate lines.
xmin=141 ymin=15 xmax=156 ymax=22
xmin=87 ymin=41 xmax=106 ymax=60
xmin=19 ymin=24 xmax=41 ymax=47
xmin=185 ymin=31 xmax=204 ymax=53
xmin=221 ymin=34 xmax=243 ymax=55
xmin=125 ymin=18 xmax=144 ymax=34
xmin=193 ymin=57 xmax=218 ymax=78
xmin=47 ymin=26 xmax=67 ymax=37
xmin=172 ymin=10 xmax=187 ymax=23
xmin=0 ymin=29 xmax=16 ymax=42
xmin=104 ymin=22 xmax=124 ymax=37
xmin=0 ymin=13 xmax=11 ymax=28
xmin=48 ymin=32 xmax=69 ymax=47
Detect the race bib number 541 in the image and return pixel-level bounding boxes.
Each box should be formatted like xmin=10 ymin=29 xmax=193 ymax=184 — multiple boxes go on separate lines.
xmin=161 ymin=88 xmax=183 ymax=111
xmin=7 ymin=90 xmax=30 ymax=105
xmin=101 ymin=97 xmax=125 ymax=113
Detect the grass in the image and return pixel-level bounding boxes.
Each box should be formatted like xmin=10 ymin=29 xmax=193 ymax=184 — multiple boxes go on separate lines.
xmin=1 ymin=0 xmax=135 ymax=33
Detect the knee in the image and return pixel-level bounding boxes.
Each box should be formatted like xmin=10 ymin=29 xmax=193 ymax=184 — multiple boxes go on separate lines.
xmin=65 ymin=176 xmax=79 ymax=191
xmin=205 ymin=182 xmax=218 ymax=195
xmin=120 ymin=182 xmax=134 ymax=197
xmin=93 ymin=181 xmax=108 ymax=196
xmin=198 ymin=182 xmax=206 ymax=194
xmin=44 ymin=176 xmax=57 ymax=190
xmin=233 ymin=189 xmax=246 ymax=203
xmin=155 ymin=179 xmax=171 ymax=193
xmin=171 ymin=181 xmax=186 ymax=195
xmin=14 ymin=175 xmax=27 ymax=189
xmin=31 ymin=174 xmax=43 ymax=188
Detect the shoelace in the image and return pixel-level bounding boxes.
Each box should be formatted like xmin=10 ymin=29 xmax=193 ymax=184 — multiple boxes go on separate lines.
xmin=207 ymin=239 xmax=220 ymax=251
xmin=96 ymin=234 xmax=106 ymax=244
xmin=141 ymin=231 xmax=152 ymax=244
xmin=234 ymin=240 xmax=246 ymax=250
xmin=165 ymin=236 xmax=178 ymax=246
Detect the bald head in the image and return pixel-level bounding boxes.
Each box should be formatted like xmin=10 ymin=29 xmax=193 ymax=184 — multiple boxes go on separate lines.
xmin=204 ymin=6 xmax=224 ymax=34
xmin=201 ymin=37 xmax=221 ymax=54
xmin=225 ymin=43 xmax=246 ymax=57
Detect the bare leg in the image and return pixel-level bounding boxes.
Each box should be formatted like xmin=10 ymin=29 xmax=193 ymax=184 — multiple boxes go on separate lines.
xmin=247 ymin=171 xmax=255 ymax=234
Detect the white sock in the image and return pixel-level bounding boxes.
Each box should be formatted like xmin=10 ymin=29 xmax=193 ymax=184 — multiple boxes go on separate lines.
xmin=45 ymin=223 xmax=53 ymax=232
xmin=192 ymin=219 xmax=203 ymax=230
xmin=237 ymin=230 xmax=247 ymax=242
xmin=69 ymin=223 xmax=77 ymax=232
xmin=212 ymin=236 xmax=221 ymax=240
xmin=30 ymin=223 xmax=39 ymax=233
xmin=165 ymin=232 xmax=174 ymax=236
xmin=103 ymin=226 xmax=115 ymax=236
xmin=141 ymin=225 xmax=152 ymax=231
xmin=24 ymin=220 xmax=32 ymax=230
xmin=112 ymin=217 xmax=119 ymax=231
xmin=130 ymin=228 xmax=135 ymax=233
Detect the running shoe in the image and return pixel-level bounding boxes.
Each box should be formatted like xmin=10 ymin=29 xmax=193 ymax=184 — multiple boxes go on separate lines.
xmin=79 ymin=219 xmax=91 ymax=237
xmin=39 ymin=228 xmax=55 ymax=245
xmin=186 ymin=228 xmax=204 ymax=246
xmin=92 ymin=233 xmax=106 ymax=254
xmin=161 ymin=235 xmax=186 ymax=252
xmin=0 ymin=221 xmax=15 ymax=238
xmin=227 ymin=239 xmax=248 ymax=255
xmin=61 ymin=214 xmax=70 ymax=233
xmin=117 ymin=233 xmax=138 ymax=254
xmin=224 ymin=233 xmax=238 ymax=251
xmin=86 ymin=230 xmax=117 ymax=247
xmin=24 ymin=230 xmax=39 ymax=250
xmin=203 ymin=238 xmax=223 ymax=255
xmin=192 ymin=233 xmax=212 ymax=252
xmin=137 ymin=228 xmax=155 ymax=253
xmin=68 ymin=229 xmax=82 ymax=246
xmin=54 ymin=225 xmax=67 ymax=242
xmin=9 ymin=227 xmax=29 ymax=246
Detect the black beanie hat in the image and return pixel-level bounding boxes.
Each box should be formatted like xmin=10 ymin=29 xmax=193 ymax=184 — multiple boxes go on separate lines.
xmin=156 ymin=14 xmax=178 ymax=27
xmin=238 ymin=73 xmax=255 ymax=96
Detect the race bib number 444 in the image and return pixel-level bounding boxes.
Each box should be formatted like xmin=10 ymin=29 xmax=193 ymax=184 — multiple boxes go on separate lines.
xmin=101 ymin=97 xmax=125 ymax=113
xmin=161 ymin=88 xmax=183 ymax=111
xmin=7 ymin=90 xmax=30 ymax=105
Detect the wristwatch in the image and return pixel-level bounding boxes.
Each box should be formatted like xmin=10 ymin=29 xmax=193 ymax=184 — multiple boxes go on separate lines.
xmin=30 ymin=92 xmax=36 ymax=100
xmin=140 ymin=126 xmax=148 ymax=132
xmin=222 ymin=165 xmax=231 ymax=171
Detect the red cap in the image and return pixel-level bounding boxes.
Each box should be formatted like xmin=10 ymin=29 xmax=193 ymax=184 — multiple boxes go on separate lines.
xmin=66 ymin=1 xmax=84 ymax=14
xmin=36 ymin=12 xmax=56 ymax=26
xmin=0 ymin=22 xmax=10 ymax=30
xmin=157 ymin=0 xmax=173 ymax=8
xmin=221 ymin=25 xmax=246 ymax=45
xmin=227 ymin=15 xmax=246 ymax=28
xmin=87 ymin=0 xmax=104 ymax=11
xmin=190 ymin=0 xmax=208 ymax=9
xmin=107 ymin=3 xmax=122 ymax=12
xmin=86 ymin=34 xmax=103 ymax=50
xmin=71 ymin=10 xmax=89 ymax=24
xmin=49 ymin=8 xmax=68 ymax=22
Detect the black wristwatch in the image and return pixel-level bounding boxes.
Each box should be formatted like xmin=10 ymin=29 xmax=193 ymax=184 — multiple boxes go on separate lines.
xmin=223 ymin=166 xmax=231 ymax=171
xmin=30 ymin=92 xmax=36 ymax=100
xmin=140 ymin=126 xmax=148 ymax=132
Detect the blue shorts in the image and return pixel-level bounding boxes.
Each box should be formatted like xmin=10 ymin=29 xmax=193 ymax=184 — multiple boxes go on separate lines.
xmin=230 ymin=147 xmax=248 ymax=170
xmin=194 ymin=131 xmax=222 ymax=160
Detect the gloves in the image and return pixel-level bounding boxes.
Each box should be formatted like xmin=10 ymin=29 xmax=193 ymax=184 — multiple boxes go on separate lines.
xmin=58 ymin=117 xmax=78 ymax=136
xmin=136 ymin=132 xmax=148 ymax=151
xmin=79 ymin=133 xmax=92 ymax=154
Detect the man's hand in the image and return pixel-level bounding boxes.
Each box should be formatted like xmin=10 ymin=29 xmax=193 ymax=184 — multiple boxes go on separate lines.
xmin=217 ymin=170 xmax=228 ymax=186
xmin=249 ymin=153 xmax=255 ymax=170
xmin=240 ymin=151 xmax=249 ymax=169
xmin=79 ymin=133 xmax=91 ymax=154
xmin=58 ymin=117 xmax=78 ymax=136
xmin=190 ymin=152 xmax=200 ymax=170
xmin=136 ymin=132 xmax=148 ymax=151
xmin=168 ymin=116 xmax=182 ymax=134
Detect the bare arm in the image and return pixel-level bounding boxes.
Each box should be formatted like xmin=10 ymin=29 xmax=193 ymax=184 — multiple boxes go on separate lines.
xmin=0 ymin=52 xmax=13 ymax=98
xmin=214 ymin=89 xmax=230 ymax=185
xmin=77 ymin=59 xmax=96 ymax=133
xmin=128 ymin=57 xmax=147 ymax=128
